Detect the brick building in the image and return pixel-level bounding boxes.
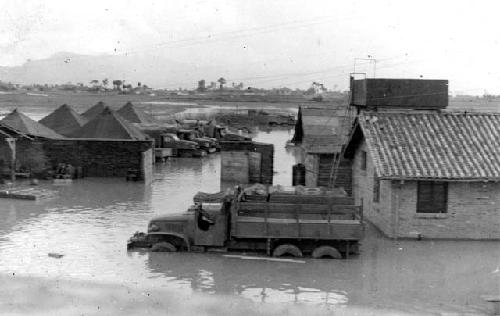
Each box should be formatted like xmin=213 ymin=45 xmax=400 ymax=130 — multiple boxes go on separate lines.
xmin=345 ymin=111 xmax=500 ymax=239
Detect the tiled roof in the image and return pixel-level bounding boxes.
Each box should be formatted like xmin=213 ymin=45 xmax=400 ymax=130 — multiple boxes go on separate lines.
xmin=357 ymin=111 xmax=500 ymax=180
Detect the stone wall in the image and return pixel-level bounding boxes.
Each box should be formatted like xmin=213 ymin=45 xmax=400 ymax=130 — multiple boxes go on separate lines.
xmin=353 ymin=138 xmax=500 ymax=240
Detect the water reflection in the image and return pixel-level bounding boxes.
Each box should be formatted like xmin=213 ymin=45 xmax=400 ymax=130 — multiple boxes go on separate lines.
xmin=144 ymin=252 xmax=350 ymax=307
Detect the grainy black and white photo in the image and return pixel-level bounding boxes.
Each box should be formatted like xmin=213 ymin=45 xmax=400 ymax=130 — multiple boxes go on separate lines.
xmin=0 ymin=1 xmax=499 ymax=315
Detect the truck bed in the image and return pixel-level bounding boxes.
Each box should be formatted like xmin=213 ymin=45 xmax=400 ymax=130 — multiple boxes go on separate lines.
xmin=230 ymin=197 xmax=363 ymax=241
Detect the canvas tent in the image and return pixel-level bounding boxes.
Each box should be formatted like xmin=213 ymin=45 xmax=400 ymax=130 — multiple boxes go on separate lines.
xmin=0 ymin=109 xmax=63 ymax=139
xmin=117 ymin=101 xmax=157 ymax=124
xmin=39 ymin=104 xmax=88 ymax=136
xmin=69 ymin=107 xmax=148 ymax=140
xmin=82 ymin=101 xmax=107 ymax=121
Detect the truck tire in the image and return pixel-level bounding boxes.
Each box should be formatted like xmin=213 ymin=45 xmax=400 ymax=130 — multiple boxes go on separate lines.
xmin=272 ymin=244 xmax=303 ymax=258
xmin=312 ymin=246 xmax=341 ymax=259
xmin=151 ymin=241 xmax=177 ymax=252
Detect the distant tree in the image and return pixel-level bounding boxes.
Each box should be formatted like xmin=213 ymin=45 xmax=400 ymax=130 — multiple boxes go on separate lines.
xmin=102 ymin=78 xmax=109 ymax=88
xmin=112 ymin=80 xmax=123 ymax=90
xmin=217 ymin=77 xmax=227 ymax=90
xmin=90 ymin=79 xmax=99 ymax=86
xmin=137 ymin=82 xmax=142 ymax=87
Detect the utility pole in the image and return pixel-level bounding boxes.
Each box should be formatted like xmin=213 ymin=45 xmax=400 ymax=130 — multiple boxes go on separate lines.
xmin=5 ymin=138 xmax=16 ymax=182
xmin=354 ymin=57 xmax=377 ymax=78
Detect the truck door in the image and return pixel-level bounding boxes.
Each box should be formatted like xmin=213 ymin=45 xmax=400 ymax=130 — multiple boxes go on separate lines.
xmin=194 ymin=208 xmax=227 ymax=246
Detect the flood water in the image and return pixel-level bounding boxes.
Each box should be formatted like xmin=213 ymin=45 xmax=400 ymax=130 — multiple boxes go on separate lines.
xmin=0 ymin=129 xmax=499 ymax=315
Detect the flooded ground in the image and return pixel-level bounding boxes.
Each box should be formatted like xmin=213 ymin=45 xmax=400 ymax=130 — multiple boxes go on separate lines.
xmin=0 ymin=128 xmax=498 ymax=315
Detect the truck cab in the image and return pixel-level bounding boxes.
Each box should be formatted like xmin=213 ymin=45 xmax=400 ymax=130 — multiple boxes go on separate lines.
xmin=130 ymin=201 xmax=230 ymax=252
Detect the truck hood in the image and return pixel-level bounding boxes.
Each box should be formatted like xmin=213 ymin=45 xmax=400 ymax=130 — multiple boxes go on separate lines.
xmin=150 ymin=212 xmax=192 ymax=222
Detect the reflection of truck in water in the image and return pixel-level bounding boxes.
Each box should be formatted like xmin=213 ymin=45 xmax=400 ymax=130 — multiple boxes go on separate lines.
xmin=128 ymin=190 xmax=363 ymax=258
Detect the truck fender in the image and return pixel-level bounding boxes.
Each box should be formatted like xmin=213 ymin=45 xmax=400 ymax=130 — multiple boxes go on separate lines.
xmin=148 ymin=232 xmax=190 ymax=251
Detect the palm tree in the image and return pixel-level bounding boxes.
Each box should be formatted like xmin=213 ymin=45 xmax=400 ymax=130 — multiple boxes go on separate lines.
xmin=217 ymin=77 xmax=227 ymax=90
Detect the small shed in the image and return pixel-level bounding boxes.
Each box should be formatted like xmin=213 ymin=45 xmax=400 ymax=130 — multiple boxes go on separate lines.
xmin=294 ymin=106 xmax=353 ymax=193
xmin=345 ymin=111 xmax=500 ymax=239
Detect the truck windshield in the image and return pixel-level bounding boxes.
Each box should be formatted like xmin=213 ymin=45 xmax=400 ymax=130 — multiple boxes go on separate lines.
xmin=166 ymin=134 xmax=180 ymax=141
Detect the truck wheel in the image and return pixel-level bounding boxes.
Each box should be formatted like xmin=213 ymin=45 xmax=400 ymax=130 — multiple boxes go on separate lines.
xmin=272 ymin=244 xmax=303 ymax=258
xmin=312 ymin=246 xmax=341 ymax=259
xmin=151 ymin=241 xmax=177 ymax=252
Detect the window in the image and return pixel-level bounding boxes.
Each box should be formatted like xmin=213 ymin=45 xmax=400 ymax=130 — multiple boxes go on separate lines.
xmin=417 ymin=181 xmax=448 ymax=213
xmin=360 ymin=150 xmax=367 ymax=171
xmin=373 ymin=173 xmax=380 ymax=202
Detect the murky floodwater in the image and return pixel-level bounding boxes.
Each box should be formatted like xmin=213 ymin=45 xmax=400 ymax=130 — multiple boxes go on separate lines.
xmin=0 ymin=128 xmax=498 ymax=314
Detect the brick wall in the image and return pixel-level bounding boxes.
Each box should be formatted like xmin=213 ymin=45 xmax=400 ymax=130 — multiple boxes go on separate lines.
xmin=0 ymin=137 xmax=49 ymax=175
xmin=353 ymin=138 xmax=500 ymax=240
xmin=393 ymin=181 xmax=500 ymax=239
xmin=353 ymin=139 xmax=393 ymax=234
xmin=42 ymin=139 xmax=153 ymax=181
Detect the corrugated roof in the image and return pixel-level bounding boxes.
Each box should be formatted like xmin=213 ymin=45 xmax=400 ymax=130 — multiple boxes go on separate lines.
xmin=39 ymin=104 xmax=88 ymax=136
xmin=82 ymin=101 xmax=106 ymax=120
xmin=0 ymin=109 xmax=63 ymax=139
xmin=357 ymin=111 xmax=500 ymax=180
xmin=69 ymin=107 xmax=148 ymax=140
xmin=301 ymin=107 xmax=351 ymax=153
xmin=117 ymin=102 xmax=157 ymax=124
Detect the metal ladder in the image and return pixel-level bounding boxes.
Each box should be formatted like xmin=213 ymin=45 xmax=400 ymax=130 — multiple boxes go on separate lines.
xmin=327 ymin=104 xmax=356 ymax=188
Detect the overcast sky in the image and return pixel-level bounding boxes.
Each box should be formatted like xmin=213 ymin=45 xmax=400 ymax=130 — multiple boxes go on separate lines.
xmin=1 ymin=0 xmax=500 ymax=92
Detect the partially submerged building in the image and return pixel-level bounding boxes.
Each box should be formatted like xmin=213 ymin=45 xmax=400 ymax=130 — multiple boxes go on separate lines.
xmin=345 ymin=111 xmax=500 ymax=239
xmin=39 ymin=104 xmax=88 ymax=137
xmin=342 ymin=77 xmax=500 ymax=239
xmin=0 ymin=122 xmax=36 ymax=179
xmin=293 ymin=105 xmax=353 ymax=194
xmin=62 ymin=107 xmax=154 ymax=182
xmin=0 ymin=109 xmax=62 ymax=176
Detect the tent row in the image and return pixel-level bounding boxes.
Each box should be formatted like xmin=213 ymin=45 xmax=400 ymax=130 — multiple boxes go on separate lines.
xmin=0 ymin=101 xmax=156 ymax=140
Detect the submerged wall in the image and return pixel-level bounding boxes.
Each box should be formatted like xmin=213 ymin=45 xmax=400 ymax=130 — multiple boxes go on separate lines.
xmin=42 ymin=139 xmax=154 ymax=181
xmin=220 ymin=141 xmax=274 ymax=186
